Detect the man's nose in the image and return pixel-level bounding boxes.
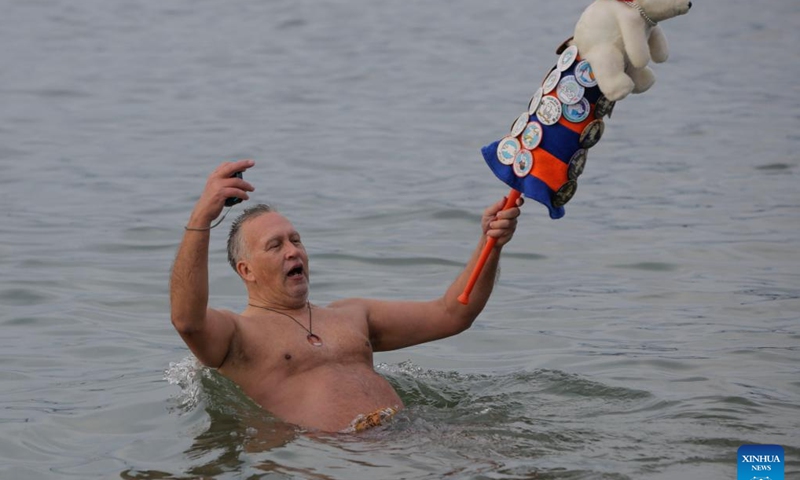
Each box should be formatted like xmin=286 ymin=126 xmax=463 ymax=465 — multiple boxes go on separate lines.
xmin=284 ymin=242 xmax=301 ymax=257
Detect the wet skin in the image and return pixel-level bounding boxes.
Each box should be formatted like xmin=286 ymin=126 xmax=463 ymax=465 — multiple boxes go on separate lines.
xmin=170 ymin=160 xmax=521 ymax=432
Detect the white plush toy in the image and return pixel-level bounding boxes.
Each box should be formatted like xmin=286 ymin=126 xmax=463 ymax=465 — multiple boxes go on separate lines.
xmin=573 ymin=0 xmax=693 ymax=101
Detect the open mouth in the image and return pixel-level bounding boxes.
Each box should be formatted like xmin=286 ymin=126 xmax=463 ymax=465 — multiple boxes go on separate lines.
xmin=287 ymin=265 xmax=304 ymax=278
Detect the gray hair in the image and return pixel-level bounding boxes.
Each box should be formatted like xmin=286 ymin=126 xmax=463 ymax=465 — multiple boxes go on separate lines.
xmin=227 ymin=204 xmax=275 ymax=273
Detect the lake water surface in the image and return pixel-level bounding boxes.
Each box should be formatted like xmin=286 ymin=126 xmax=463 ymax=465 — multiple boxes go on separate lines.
xmin=1 ymin=1 xmax=798 ymax=479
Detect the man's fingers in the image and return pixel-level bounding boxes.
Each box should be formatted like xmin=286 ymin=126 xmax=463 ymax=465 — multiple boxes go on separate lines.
xmin=221 ymin=187 xmax=250 ymax=203
xmin=484 ymin=197 xmax=506 ymax=217
xmin=482 ymin=194 xmax=523 ymax=242
xmin=226 ymin=177 xmax=255 ymax=192
xmin=480 ymin=194 xmax=523 ymax=246
xmin=208 ymin=162 xmax=255 ymax=200
xmin=216 ymin=159 xmax=255 ymax=178
xmin=488 ymin=217 xmax=517 ymax=231
xmin=219 ymin=177 xmax=254 ymax=201
xmin=499 ymin=206 xmax=521 ymax=218
xmin=486 ymin=195 xmax=524 ymax=217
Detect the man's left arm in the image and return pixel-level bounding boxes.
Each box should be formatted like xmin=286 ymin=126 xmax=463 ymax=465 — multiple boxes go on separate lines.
xmin=354 ymin=196 xmax=523 ymax=352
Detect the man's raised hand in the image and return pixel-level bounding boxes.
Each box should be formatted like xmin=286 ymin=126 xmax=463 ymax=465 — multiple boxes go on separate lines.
xmin=188 ymin=160 xmax=255 ymax=229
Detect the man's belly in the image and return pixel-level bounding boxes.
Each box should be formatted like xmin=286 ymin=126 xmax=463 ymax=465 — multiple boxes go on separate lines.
xmin=250 ymin=363 xmax=404 ymax=432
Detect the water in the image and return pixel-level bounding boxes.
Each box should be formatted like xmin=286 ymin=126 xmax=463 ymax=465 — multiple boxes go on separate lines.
xmin=1 ymin=0 xmax=799 ymax=478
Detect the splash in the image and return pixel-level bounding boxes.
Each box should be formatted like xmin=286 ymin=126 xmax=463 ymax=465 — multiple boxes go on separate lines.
xmin=164 ymin=355 xmax=210 ymax=413
xmin=377 ymin=360 xmax=482 ymax=382
xmin=163 ymin=356 xmax=268 ymax=417
xmin=376 ymin=359 xmax=425 ymax=377
xmin=377 ymin=360 xmax=487 ymax=410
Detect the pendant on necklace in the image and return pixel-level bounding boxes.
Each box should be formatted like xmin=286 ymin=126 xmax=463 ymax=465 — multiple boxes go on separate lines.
xmin=307 ymin=334 xmax=323 ymax=347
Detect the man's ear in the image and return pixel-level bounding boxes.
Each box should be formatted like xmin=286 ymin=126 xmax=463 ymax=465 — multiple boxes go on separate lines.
xmin=237 ymin=260 xmax=255 ymax=282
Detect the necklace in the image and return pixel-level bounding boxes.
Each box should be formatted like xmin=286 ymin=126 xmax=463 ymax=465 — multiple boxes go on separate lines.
xmin=621 ymin=0 xmax=658 ymax=27
xmin=247 ymin=301 xmax=323 ymax=347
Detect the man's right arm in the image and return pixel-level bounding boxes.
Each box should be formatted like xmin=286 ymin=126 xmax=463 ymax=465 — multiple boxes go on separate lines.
xmin=169 ymin=159 xmax=255 ymax=368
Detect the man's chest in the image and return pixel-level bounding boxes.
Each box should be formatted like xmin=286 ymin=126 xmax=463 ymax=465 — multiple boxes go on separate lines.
xmin=230 ymin=310 xmax=374 ymax=375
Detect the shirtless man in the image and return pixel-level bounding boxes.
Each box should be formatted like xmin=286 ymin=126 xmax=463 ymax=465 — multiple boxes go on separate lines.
xmin=170 ymin=159 xmax=523 ymax=432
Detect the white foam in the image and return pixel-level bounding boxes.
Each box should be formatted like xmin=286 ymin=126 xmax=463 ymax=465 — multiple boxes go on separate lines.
xmin=164 ymin=355 xmax=208 ymax=413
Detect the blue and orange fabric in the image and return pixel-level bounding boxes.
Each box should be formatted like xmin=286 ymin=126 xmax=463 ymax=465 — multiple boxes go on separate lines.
xmin=482 ymin=52 xmax=603 ymax=219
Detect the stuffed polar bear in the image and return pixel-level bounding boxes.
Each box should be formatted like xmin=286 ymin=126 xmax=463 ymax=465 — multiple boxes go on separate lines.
xmin=573 ymin=0 xmax=693 ymax=101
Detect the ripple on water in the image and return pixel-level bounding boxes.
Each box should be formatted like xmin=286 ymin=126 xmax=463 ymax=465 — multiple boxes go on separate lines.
xmin=159 ymin=358 xmax=673 ymax=477
xmin=608 ymin=262 xmax=680 ymax=272
xmin=0 ymin=288 xmax=57 ymax=306
xmin=755 ymin=163 xmax=794 ymax=171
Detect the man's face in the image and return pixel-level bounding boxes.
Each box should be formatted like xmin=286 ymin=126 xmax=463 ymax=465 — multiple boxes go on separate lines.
xmin=239 ymin=212 xmax=309 ymax=305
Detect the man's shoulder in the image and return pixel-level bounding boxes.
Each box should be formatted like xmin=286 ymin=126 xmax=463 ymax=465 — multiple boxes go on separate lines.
xmin=213 ymin=307 xmax=244 ymax=322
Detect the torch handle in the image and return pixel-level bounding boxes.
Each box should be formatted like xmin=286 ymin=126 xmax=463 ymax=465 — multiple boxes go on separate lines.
xmin=457 ymin=189 xmax=522 ymax=305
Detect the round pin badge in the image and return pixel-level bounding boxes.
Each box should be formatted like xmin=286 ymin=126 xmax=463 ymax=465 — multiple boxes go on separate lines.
xmin=497 ymin=136 xmax=521 ymax=166
xmin=563 ymin=97 xmax=591 ymax=123
xmin=552 ymin=180 xmax=578 ymax=208
xmin=520 ymin=121 xmax=543 ymax=150
xmin=556 ymin=37 xmax=574 ymax=55
xmin=542 ymin=69 xmax=561 ymax=95
xmin=574 ymin=60 xmax=597 ymax=88
xmin=557 ymin=75 xmax=585 ymax=105
xmin=510 ymin=112 xmax=529 ymax=137
xmin=579 ymin=119 xmax=605 ymax=149
xmin=595 ymin=96 xmax=616 ymax=119
xmin=537 ymin=96 xmax=562 ymax=126
xmin=513 ymin=149 xmax=534 ymax=178
xmin=528 ymin=88 xmax=544 ymax=116
xmin=568 ymin=149 xmax=588 ymax=180
xmin=557 ymin=45 xmax=579 ymax=72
